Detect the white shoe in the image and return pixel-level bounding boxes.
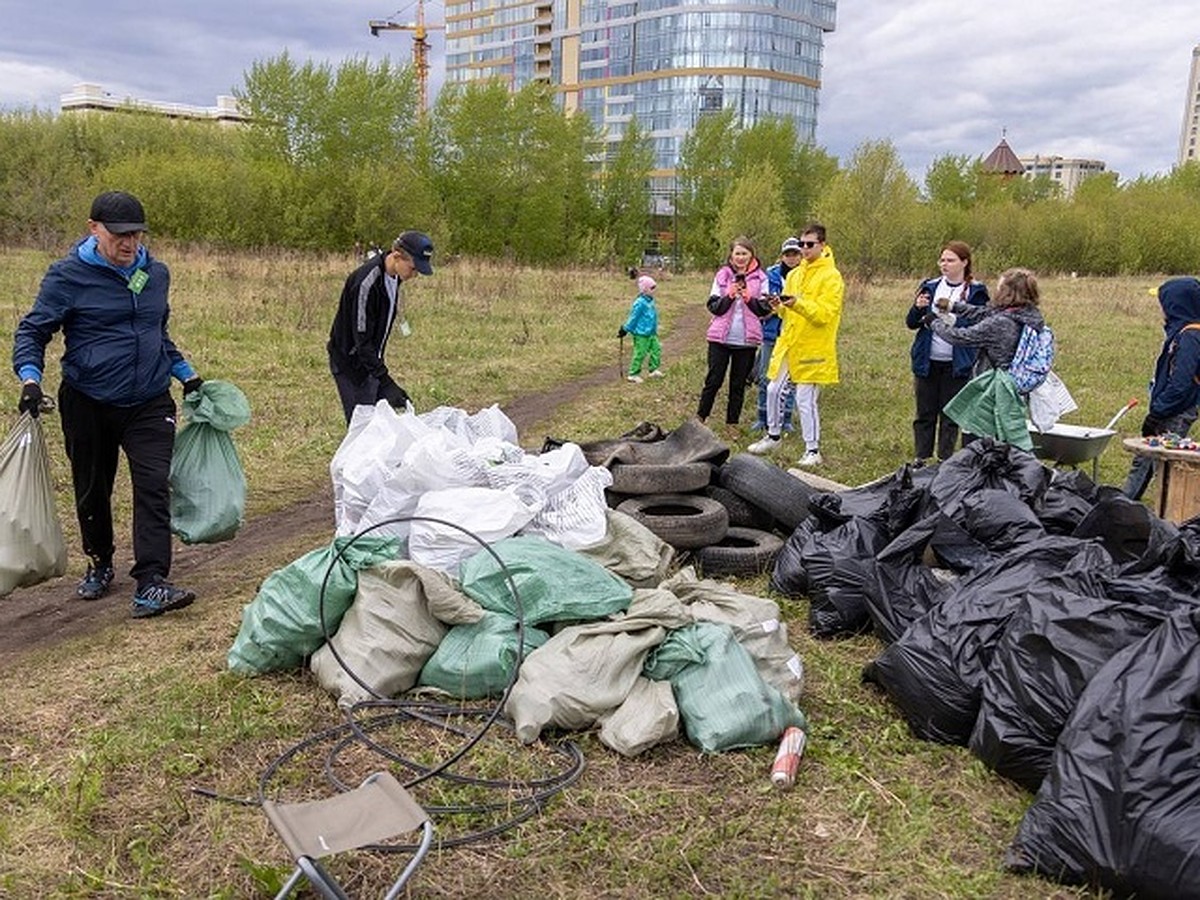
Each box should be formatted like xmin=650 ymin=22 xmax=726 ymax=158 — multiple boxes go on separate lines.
xmin=747 ymin=435 xmax=782 ymax=454
xmin=797 ymin=450 xmax=823 ymax=467
xmin=648 ymin=369 xmax=665 ymax=378
xmin=627 ymin=375 xmax=643 ymax=383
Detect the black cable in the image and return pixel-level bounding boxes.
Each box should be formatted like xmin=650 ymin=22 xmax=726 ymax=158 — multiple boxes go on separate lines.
xmin=234 ymin=513 xmax=586 ymax=852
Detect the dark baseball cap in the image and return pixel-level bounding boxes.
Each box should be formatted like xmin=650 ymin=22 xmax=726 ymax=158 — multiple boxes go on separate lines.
xmin=90 ymin=191 xmax=147 ymax=234
xmin=393 ymin=230 xmax=434 ymax=275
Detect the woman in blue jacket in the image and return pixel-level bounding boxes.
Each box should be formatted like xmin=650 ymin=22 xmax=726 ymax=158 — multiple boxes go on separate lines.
xmin=905 ymin=240 xmax=988 ymax=465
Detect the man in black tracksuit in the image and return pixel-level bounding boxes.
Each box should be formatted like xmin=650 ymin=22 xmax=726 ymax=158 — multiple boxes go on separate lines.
xmin=12 ymin=191 xmax=203 ymax=618
xmin=328 ymin=231 xmax=434 ymax=423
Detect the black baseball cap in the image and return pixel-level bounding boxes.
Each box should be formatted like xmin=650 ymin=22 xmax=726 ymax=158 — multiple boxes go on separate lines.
xmin=90 ymin=191 xmax=147 ymax=234
xmin=393 ymin=231 xmax=434 ymax=275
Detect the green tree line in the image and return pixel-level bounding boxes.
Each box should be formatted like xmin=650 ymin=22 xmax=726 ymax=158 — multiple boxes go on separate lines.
xmin=1 ymin=53 xmax=1198 ymax=275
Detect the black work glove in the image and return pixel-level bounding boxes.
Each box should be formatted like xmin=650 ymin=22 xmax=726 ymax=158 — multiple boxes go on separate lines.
xmin=617 ymin=327 xmax=628 ymax=338
xmin=379 ymin=376 xmax=411 ymax=411
xmin=18 ymin=381 xmax=43 ymax=418
xmin=1141 ymin=414 xmax=1165 ymax=437
xmin=182 ymin=376 xmax=204 ymax=395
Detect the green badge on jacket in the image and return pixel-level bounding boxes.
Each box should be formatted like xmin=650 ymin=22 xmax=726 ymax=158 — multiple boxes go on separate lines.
xmin=128 ymin=269 xmax=149 ymax=294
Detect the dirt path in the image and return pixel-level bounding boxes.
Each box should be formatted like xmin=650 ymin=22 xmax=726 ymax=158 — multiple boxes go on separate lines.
xmin=0 ymin=309 xmax=708 ymax=666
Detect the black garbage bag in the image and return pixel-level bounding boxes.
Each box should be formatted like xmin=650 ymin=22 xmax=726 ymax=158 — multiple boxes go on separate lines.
xmin=1034 ymin=468 xmax=1099 ymax=535
xmin=961 ymin=488 xmax=1046 ymax=552
xmin=1006 ymin=608 xmax=1200 ymax=897
xmin=867 ymin=513 xmax=958 ymax=645
xmin=1072 ymin=493 xmax=1177 ymax=565
xmin=1120 ymin=519 xmax=1200 ymax=600
xmin=970 ymin=578 xmax=1174 ymax=792
xmin=807 ymin=462 xmax=937 ymax=531
xmin=805 ymin=517 xmax=887 ymax=638
xmin=769 ymin=514 xmax=821 ymax=598
xmin=930 ymin=438 xmax=1052 ymax=522
xmin=863 ymin=536 xmax=1113 ymax=745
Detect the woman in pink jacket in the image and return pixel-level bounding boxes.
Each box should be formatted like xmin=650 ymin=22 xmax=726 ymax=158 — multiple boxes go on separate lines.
xmin=697 ymin=236 xmax=771 ymax=429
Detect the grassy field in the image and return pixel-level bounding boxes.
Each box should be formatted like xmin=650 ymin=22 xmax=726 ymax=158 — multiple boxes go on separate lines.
xmin=0 ymin=243 xmax=1161 ymax=898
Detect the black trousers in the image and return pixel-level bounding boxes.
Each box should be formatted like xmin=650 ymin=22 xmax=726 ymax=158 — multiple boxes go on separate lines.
xmin=913 ymin=361 xmax=969 ymax=461
xmin=698 ymin=343 xmax=758 ymax=425
xmin=58 ymin=383 xmax=176 ymax=589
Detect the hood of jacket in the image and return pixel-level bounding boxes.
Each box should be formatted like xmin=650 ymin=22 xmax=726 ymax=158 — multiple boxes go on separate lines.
xmin=1159 ymin=277 xmax=1200 ymax=341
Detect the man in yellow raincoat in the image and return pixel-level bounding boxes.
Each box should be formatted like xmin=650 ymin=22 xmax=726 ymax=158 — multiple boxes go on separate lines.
xmin=749 ymin=223 xmax=844 ymax=467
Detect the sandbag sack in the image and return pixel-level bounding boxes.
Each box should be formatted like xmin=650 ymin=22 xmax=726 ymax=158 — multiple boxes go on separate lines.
xmin=170 ymin=379 xmax=251 ymax=544
xmin=597 ymin=676 xmax=680 ymax=757
xmin=644 ymin=620 xmax=807 ymax=753
xmin=418 ymin=610 xmax=550 ymax=699
xmin=310 ymin=560 xmax=475 ymax=708
xmin=505 ymin=588 xmax=691 ymax=743
xmin=227 ymin=535 xmax=400 ymax=673
xmin=459 ymin=534 xmax=632 ymax=627
xmin=0 ymin=413 xmax=67 ymax=596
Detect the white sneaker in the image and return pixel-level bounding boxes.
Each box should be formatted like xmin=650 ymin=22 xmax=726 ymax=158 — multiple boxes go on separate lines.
xmin=627 ymin=375 xmax=643 ymax=383
xmin=648 ymin=369 xmax=665 ymax=378
xmin=747 ymin=434 xmax=782 ymax=455
xmin=797 ymin=450 xmax=823 ymax=467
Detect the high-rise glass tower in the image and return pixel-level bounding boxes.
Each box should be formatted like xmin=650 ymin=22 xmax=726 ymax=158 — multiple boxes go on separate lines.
xmin=444 ymin=0 xmax=837 ymax=180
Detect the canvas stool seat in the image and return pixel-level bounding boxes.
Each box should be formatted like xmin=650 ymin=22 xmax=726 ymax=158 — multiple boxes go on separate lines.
xmin=263 ymin=771 xmax=433 ymax=900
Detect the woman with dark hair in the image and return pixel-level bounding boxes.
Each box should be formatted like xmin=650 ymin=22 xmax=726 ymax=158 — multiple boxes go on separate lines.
xmin=697 ymin=236 xmax=770 ymax=430
xmin=905 ymin=240 xmax=989 ymax=465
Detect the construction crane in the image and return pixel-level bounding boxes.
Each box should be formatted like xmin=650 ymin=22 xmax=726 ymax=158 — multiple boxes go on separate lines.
xmin=369 ymin=1 xmax=444 ymax=117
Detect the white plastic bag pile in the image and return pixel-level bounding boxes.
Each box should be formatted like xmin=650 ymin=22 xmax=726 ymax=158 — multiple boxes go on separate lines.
xmin=330 ymin=401 xmax=613 ymax=575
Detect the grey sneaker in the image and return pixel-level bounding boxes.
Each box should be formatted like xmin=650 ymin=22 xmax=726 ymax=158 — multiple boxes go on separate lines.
xmin=131 ymin=579 xmax=195 ymax=619
xmin=77 ymin=564 xmax=115 ymax=601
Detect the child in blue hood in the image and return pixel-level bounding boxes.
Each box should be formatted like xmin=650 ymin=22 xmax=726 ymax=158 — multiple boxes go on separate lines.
xmin=619 ymin=275 xmax=663 ymax=383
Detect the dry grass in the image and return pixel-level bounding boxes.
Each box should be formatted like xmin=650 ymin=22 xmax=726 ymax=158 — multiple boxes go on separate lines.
xmin=0 ymin=245 xmax=1148 ymax=898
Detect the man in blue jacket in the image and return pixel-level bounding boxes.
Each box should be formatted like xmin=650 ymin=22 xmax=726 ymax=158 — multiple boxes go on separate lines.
xmin=1123 ymin=276 xmax=1200 ymax=500
xmin=12 ymin=191 xmax=203 ymax=618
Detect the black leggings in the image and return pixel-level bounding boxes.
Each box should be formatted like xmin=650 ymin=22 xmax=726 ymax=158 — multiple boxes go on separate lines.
xmin=697 ymin=342 xmax=758 ymax=425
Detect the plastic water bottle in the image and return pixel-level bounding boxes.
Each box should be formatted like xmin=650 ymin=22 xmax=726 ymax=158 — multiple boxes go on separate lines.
xmin=770 ymin=726 xmax=806 ymax=789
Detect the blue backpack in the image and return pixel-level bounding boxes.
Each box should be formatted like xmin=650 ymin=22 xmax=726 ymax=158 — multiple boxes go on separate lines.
xmin=1008 ymin=323 xmax=1055 ymax=394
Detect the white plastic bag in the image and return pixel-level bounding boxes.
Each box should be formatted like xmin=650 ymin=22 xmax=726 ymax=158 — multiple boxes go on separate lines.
xmin=407 ymin=486 xmax=540 ymax=576
xmin=1028 ymin=371 xmax=1078 ymax=432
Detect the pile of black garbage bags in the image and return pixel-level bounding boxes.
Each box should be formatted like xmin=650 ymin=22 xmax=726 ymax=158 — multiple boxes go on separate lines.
xmin=771 ymin=437 xmax=1200 ymax=899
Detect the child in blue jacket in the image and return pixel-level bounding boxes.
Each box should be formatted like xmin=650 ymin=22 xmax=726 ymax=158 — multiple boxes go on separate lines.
xmin=619 ymin=275 xmax=663 ymax=383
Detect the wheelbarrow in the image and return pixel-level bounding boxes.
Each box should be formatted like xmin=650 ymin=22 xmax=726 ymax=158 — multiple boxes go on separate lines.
xmin=1028 ymin=399 xmax=1139 ymax=482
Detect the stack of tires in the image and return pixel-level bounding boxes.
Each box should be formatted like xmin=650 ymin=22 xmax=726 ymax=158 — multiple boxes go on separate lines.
xmin=607 ymin=454 xmax=817 ymax=578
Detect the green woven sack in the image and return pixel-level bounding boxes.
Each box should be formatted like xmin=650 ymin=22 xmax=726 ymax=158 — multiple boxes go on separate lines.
xmin=418 ymin=611 xmax=549 ymax=699
xmin=644 ymin=621 xmax=807 ymax=752
xmin=227 ymin=535 xmax=400 ymax=673
xmin=170 ymin=380 xmax=252 ymax=544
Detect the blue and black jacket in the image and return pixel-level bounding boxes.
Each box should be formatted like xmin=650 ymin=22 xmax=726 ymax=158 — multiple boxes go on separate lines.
xmin=1148 ymin=276 xmax=1200 ymax=419
xmin=13 ymin=237 xmax=194 ymax=406
xmin=905 ymin=277 xmax=989 ymax=378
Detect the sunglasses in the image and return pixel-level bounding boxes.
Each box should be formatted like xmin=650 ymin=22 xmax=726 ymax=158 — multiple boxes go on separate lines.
xmin=798 ymin=240 xmax=820 ymax=249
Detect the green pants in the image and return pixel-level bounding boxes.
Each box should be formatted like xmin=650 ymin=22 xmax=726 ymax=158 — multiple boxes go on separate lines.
xmin=629 ymin=334 xmax=662 ymax=375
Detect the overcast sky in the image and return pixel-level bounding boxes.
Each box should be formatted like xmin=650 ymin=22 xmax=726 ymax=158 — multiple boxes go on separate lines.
xmin=0 ymin=1 xmax=1195 ymax=184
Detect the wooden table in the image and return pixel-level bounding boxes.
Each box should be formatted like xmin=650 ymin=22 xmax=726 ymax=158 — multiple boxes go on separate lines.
xmin=1122 ymin=437 xmax=1200 ymax=523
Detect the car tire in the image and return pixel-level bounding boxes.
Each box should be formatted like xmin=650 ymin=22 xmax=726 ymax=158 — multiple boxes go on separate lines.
xmin=609 ymin=461 xmax=714 ymax=495
xmin=702 ymin=484 xmax=776 ymax=531
xmin=717 ymin=453 xmax=818 ymax=532
xmin=695 ymin=526 xmax=786 ymax=577
xmin=616 ymin=493 xmax=729 ymax=549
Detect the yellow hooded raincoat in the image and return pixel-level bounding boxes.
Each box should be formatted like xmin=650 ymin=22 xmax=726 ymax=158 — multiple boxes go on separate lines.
xmin=768 ymin=244 xmax=844 ymax=385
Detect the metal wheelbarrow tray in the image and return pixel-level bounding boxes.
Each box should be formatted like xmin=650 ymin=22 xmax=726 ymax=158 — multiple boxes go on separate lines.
xmin=1029 ymin=422 xmax=1116 ymax=467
